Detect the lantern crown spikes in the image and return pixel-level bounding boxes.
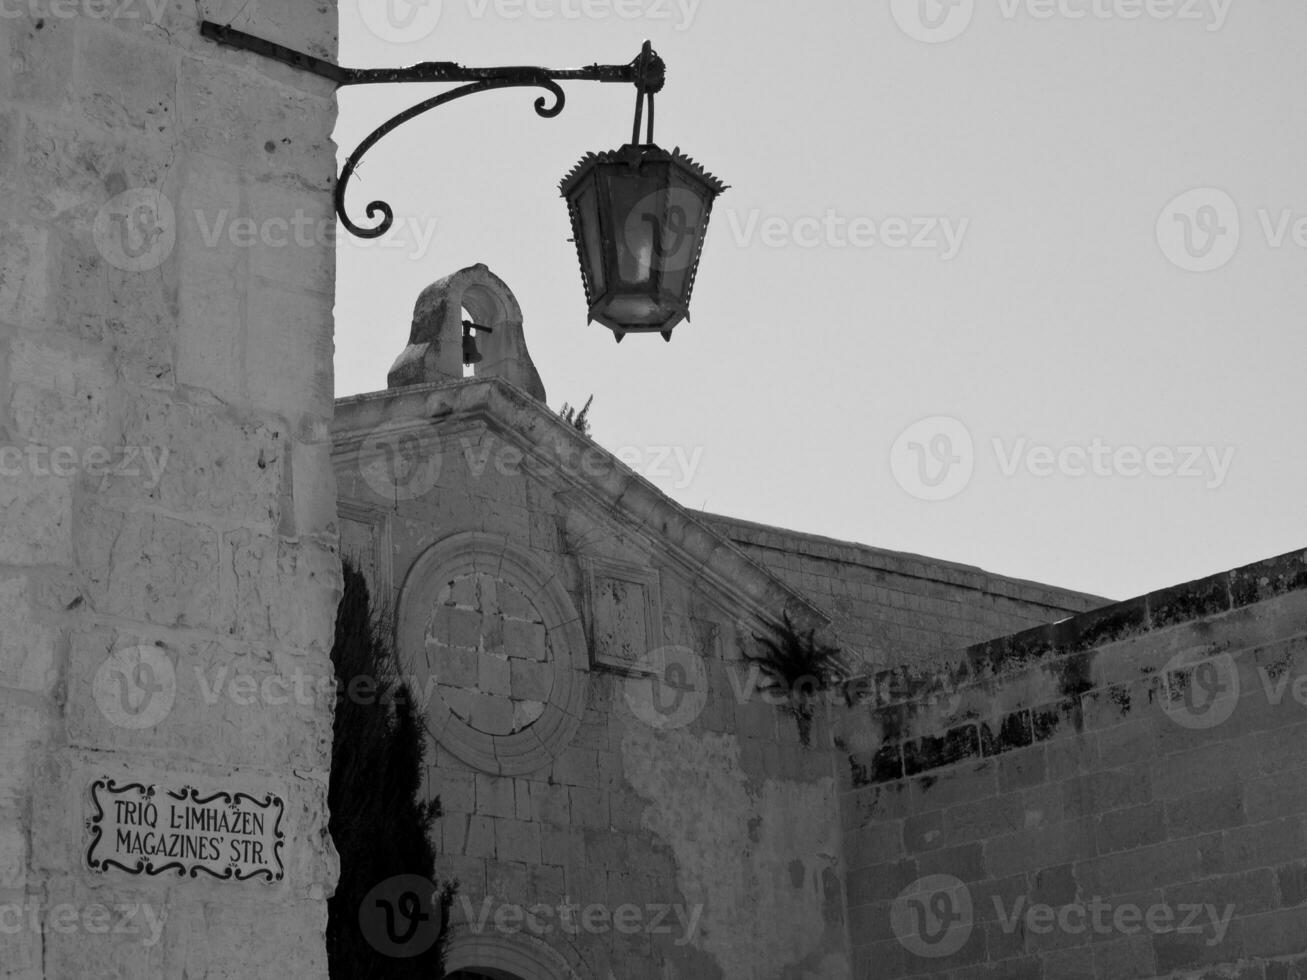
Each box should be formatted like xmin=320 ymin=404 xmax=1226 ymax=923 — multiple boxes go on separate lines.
xmin=199 ymin=22 xmax=726 ymax=342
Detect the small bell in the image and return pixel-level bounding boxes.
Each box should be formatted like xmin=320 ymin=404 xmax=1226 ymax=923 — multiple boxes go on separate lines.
xmin=462 ymin=320 xmax=492 ymax=365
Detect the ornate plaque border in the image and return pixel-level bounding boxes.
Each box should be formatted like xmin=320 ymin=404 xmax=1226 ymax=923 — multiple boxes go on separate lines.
xmin=85 ymin=778 xmax=286 ymax=884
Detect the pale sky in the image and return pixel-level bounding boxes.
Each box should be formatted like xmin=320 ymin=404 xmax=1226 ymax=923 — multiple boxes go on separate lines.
xmin=333 ymin=0 xmax=1306 ymax=602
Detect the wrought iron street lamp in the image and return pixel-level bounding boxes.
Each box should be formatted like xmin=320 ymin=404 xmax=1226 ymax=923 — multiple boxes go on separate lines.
xmin=200 ymin=22 xmax=726 ymax=343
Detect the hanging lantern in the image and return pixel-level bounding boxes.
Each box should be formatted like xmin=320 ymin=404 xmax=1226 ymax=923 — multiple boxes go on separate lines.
xmin=560 ymin=144 xmax=726 ymax=342
xmin=559 ymin=42 xmax=726 ymax=342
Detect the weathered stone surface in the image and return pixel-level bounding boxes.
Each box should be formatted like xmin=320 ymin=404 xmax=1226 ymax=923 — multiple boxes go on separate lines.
xmin=178 ymin=57 xmax=335 ymax=190
xmin=72 ymin=25 xmax=176 ymax=138
xmin=246 ymin=283 xmax=333 ymax=425
xmin=1 ymin=7 xmax=340 ymax=980
xmin=6 ymin=334 xmax=113 ymax=447
xmin=0 ymin=577 xmax=58 ymax=693
xmin=0 ymin=219 xmax=50 ymax=326
xmin=0 ymin=469 xmax=72 ymax=565
xmin=79 ymin=507 xmax=221 ymax=627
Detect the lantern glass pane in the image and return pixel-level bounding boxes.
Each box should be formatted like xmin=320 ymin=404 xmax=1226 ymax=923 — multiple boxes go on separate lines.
xmin=655 ymin=172 xmax=708 ymax=301
xmin=604 ymin=167 xmax=667 ymax=287
xmin=574 ymin=181 xmax=606 ymax=297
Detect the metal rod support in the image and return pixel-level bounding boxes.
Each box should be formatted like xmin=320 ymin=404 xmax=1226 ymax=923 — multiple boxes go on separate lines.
xmin=199 ymin=20 xmax=666 ymax=239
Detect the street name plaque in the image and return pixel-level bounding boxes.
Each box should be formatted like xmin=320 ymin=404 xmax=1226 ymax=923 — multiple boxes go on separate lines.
xmin=85 ymin=778 xmax=285 ymax=883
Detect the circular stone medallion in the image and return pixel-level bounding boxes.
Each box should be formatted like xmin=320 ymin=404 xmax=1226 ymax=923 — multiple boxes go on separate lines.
xmin=397 ymin=533 xmax=588 ymax=775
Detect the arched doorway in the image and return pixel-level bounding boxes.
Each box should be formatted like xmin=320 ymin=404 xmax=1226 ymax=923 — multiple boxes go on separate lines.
xmin=442 ymin=932 xmax=583 ymax=980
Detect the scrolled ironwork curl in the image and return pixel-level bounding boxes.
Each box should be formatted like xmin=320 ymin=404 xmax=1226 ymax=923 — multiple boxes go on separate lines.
xmin=336 ymin=77 xmax=568 ymax=240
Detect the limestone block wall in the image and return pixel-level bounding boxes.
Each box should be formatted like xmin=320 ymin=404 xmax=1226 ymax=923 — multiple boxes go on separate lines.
xmin=0 ymin=3 xmax=340 ymax=977
xmin=703 ymin=514 xmax=1105 ymax=671
xmin=834 ymin=549 xmax=1307 ymax=978
xmin=334 ymin=379 xmax=851 ymax=980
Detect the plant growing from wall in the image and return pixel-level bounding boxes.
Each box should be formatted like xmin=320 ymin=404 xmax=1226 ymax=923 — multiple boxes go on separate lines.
xmin=559 ymin=394 xmax=594 ymax=437
xmin=749 ymin=613 xmax=850 ymax=746
xmin=326 ymin=561 xmax=454 ymax=977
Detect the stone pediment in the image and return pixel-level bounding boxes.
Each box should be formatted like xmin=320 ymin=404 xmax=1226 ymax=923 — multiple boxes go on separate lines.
xmin=332 ymin=375 xmax=831 ymax=642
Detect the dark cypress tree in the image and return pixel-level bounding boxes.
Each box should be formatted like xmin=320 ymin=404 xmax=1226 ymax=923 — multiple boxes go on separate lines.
xmin=326 ymin=561 xmax=452 ymax=976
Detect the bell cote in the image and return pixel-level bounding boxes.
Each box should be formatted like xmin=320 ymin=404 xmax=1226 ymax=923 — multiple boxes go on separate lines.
xmin=387 ymin=264 xmax=547 ymax=402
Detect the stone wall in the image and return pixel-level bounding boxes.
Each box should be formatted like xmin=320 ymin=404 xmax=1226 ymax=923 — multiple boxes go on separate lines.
xmin=703 ymin=514 xmax=1104 ymax=671
xmin=334 ymin=377 xmax=851 ymax=980
xmin=835 ymin=549 xmax=1307 ymax=978
xmin=0 ymin=3 xmax=340 ymax=977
